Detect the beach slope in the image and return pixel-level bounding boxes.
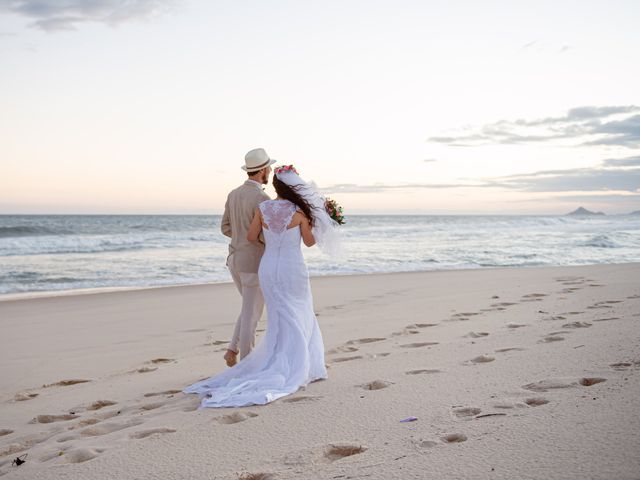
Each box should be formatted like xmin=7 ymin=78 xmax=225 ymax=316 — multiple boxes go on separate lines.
xmin=1 ymin=263 xmax=639 ymax=479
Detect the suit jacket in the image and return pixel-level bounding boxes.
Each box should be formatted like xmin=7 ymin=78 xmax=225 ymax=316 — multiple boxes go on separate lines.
xmin=221 ymin=180 xmax=270 ymax=273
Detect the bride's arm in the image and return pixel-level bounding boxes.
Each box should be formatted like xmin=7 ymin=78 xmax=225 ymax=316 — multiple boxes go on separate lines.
xmin=299 ymin=214 xmax=316 ymax=247
xmin=247 ymin=208 xmax=263 ymax=243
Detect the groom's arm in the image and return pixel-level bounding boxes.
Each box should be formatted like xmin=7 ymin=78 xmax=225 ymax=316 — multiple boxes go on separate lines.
xmin=221 ymin=197 xmax=232 ymax=238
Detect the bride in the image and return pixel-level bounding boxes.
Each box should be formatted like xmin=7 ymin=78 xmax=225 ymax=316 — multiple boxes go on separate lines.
xmin=183 ymin=165 xmax=339 ymax=408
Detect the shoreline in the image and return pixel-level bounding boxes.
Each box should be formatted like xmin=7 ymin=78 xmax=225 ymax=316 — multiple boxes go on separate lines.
xmin=2 ymin=261 xmax=639 ymax=303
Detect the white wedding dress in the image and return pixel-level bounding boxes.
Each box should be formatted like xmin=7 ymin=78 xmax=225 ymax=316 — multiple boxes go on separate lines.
xmin=183 ymin=199 xmax=328 ymax=408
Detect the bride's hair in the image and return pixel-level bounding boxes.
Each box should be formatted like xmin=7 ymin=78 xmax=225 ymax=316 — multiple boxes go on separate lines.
xmin=273 ymin=175 xmax=316 ymax=226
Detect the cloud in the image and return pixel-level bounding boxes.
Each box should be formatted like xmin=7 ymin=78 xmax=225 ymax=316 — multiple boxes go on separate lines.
xmin=486 ymin=166 xmax=640 ymax=192
xmin=550 ymin=193 xmax=640 ymax=203
xmin=428 ymin=105 xmax=640 ymax=148
xmin=320 ymin=155 xmax=640 ymax=195
xmin=0 ymin=0 xmax=176 ymax=32
xmin=320 ymin=182 xmax=474 ymax=194
xmin=602 ymin=155 xmax=640 ymax=167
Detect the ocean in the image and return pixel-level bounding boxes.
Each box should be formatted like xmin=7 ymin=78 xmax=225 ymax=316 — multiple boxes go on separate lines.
xmin=1 ymin=214 xmax=639 ymax=298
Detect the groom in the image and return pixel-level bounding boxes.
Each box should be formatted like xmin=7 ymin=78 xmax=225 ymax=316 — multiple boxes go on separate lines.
xmin=221 ymin=148 xmax=276 ymax=367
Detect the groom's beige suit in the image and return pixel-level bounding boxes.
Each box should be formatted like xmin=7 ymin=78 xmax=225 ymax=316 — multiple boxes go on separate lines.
xmin=221 ymin=179 xmax=270 ymax=359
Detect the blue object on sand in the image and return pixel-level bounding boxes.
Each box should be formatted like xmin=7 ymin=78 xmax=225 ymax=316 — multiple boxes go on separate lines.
xmin=400 ymin=416 xmax=418 ymax=422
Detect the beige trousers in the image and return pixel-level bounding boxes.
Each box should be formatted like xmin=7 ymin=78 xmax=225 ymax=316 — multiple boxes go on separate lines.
xmin=227 ymin=261 xmax=265 ymax=359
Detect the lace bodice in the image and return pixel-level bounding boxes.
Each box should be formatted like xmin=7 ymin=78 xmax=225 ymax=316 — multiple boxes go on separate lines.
xmin=259 ymin=200 xmax=298 ymax=233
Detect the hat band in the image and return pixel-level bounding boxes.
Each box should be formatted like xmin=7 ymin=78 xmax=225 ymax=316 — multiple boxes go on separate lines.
xmin=247 ymin=159 xmax=271 ymax=171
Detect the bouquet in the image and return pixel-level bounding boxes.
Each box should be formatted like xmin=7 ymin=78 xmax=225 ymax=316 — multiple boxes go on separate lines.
xmin=325 ymin=197 xmax=345 ymax=225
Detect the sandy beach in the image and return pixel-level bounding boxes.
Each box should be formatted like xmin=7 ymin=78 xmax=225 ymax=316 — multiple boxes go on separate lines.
xmin=1 ymin=263 xmax=639 ymax=479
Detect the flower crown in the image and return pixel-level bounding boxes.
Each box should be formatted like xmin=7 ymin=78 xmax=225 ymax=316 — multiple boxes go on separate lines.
xmin=274 ymin=164 xmax=298 ymax=175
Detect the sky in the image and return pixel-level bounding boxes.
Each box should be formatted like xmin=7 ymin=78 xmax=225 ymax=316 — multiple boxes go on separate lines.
xmin=1 ymin=0 xmax=639 ymax=214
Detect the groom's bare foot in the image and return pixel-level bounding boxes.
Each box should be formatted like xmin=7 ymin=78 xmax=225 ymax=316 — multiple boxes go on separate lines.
xmin=224 ymin=349 xmax=238 ymax=367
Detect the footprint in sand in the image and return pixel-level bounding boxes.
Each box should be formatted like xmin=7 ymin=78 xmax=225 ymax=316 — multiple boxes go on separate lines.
xmin=59 ymin=447 xmax=107 ymax=464
xmin=80 ymin=419 xmax=143 ymax=436
xmin=324 ymin=444 xmax=367 ymax=461
xmin=1 ymin=443 xmax=29 ymax=458
xmin=465 ymin=332 xmax=489 ymax=338
xmin=94 ymin=408 xmax=126 ymax=420
xmin=470 ymin=355 xmax=495 ymax=363
xmin=579 ymin=377 xmax=606 ymax=386
xmin=562 ymin=321 xmax=592 ymax=329
xmin=475 ymin=413 xmax=507 ymax=419
xmin=366 ymin=352 xmax=391 ymax=359
xmin=331 ymin=355 xmax=363 ymax=363
xmin=149 ymin=358 xmax=175 ymax=364
xmin=144 ymin=389 xmax=182 ymax=397
xmin=181 ymin=399 xmax=201 ymax=412
xmin=506 ymin=323 xmax=528 ymax=329
xmin=13 ymin=392 xmax=39 ymax=401
xmin=593 ymin=317 xmax=620 ymax=322
xmin=214 ymin=412 xmax=258 ymax=425
xmin=411 ymin=323 xmax=438 ymax=328
xmin=525 ymin=398 xmax=549 ymax=407
xmin=136 ymin=366 xmax=158 ymax=373
xmin=441 ymin=433 xmax=467 ymax=443
xmin=0 ymin=429 xmax=13 ymax=437
xmin=538 ymin=335 xmax=564 ymax=343
xmin=327 ymin=345 xmax=359 ymax=354
xmin=72 ymin=418 xmax=101 ymax=429
xmin=28 ymin=414 xmax=79 ymax=424
xmin=522 ymin=293 xmax=548 ymax=299
xmin=282 ymin=395 xmax=322 ymax=404
xmin=610 ymin=362 xmax=632 ymax=370
xmin=452 ymin=407 xmax=481 ymax=418
xmin=492 ymin=402 xmax=525 ymax=410
xmin=346 ymin=338 xmax=386 ymax=345
xmin=130 ymin=428 xmax=177 ymax=439
xmin=495 ymin=347 xmax=525 ymax=353
xmin=237 ymin=473 xmax=275 ymax=480
xmin=405 ymin=369 xmax=441 ymax=375
xmin=399 ymin=342 xmax=439 ymax=348
xmin=43 ymin=379 xmax=91 ymax=388
xmin=87 ymin=400 xmax=117 ymax=411
xmin=3 ymin=429 xmax=69 ymax=457
xmin=359 ymin=380 xmax=392 ymax=390
xmin=561 ymin=287 xmax=582 ymax=293
xmin=415 ymin=439 xmax=439 ymax=448
xmin=139 ymin=402 xmax=165 ymax=411
xmin=522 ymin=377 xmax=605 ymax=391
xmin=392 ymin=328 xmax=421 ymax=336
xmin=39 ymin=446 xmax=72 ymax=462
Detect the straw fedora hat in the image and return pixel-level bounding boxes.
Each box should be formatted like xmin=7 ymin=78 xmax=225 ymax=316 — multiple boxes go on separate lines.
xmin=242 ymin=148 xmax=277 ymax=172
